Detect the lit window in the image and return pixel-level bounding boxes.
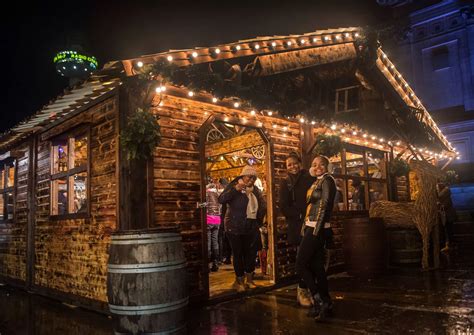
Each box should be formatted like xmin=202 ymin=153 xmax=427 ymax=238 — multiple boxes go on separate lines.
xmin=335 ymin=86 xmax=360 ymax=114
xmin=0 ymin=161 xmax=16 ymax=221
xmin=50 ymin=131 xmax=89 ymax=216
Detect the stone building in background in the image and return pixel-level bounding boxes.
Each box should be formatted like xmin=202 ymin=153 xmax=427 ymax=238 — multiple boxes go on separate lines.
xmin=385 ymin=0 xmax=474 ymax=210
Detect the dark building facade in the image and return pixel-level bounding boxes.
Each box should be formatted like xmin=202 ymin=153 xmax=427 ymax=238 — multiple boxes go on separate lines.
xmin=389 ymin=0 xmax=474 ymax=209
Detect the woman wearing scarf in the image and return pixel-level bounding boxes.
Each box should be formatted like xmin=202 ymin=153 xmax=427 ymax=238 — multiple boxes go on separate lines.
xmin=279 ymin=152 xmax=316 ymax=307
xmin=296 ymin=155 xmax=336 ymax=322
xmin=218 ymin=165 xmax=266 ymax=292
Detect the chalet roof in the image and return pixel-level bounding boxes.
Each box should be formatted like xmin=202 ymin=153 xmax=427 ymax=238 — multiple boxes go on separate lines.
xmin=106 ymin=26 xmax=453 ymax=153
xmin=0 ymin=77 xmax=120 ymax=151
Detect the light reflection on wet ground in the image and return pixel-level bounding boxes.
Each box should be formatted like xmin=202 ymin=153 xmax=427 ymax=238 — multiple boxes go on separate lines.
xmin=1 ymin=254 xmax=474 ymax=334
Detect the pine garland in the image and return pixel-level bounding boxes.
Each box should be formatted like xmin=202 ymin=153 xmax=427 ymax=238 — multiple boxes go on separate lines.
xmin=312 ymin=134 xmax=343 ymax=158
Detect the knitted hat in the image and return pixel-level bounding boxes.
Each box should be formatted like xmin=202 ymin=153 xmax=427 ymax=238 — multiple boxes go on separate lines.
xmin=240 ymin=165 xmax=257 ymax=177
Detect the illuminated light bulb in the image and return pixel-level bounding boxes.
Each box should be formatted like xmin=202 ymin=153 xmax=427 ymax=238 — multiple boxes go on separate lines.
xmin=352 ymin=131 xmax=357 ymax=136
xmin=155 ymin=87 xmax=162 ymax=93
xmin=382 ymin=54 xmax=387 ymax=59
xmin=341 ymin=128 xmax=346 ymax=133
xmin=192 ymin=52 xmax=198 ymax=58
xmin=250 ymin=110 xmax=256 ymax=116
xmin=160 ymin=86 xmax=166 ymax=92
xmin=283 ymin=126 xmax=288 ymax=131
xmin=271 ymin=42 xmax=277 ymax=47
xmin=457 ymin=156 xmax=461 ymax=160
xmin=364 ymin=141 xmax=369 ymax=145
xmin=272 ymin=124 xmax=277 ymax=128
xmin=300 ymin=39 xmax=306 ymax=44
xmin=324 ymin=36 xmax=330 ymax=41
xmin=188 ymin=91 xmax=194 ymax=97
xmin=388 ymin=141 xmax=392 ymax=145
xmin=235 ymin=45 xmax=241 ymax=51
xmin=390 ymin=65 xmax=394 ymax=69
xmin=283 ymin=134 xmax=287 ymax=137
xmin=137 ymin=61 xmax=144 ymax=67
xmin=344 ymin=137 xmax=350 ymax=141
xmin=397 ymin=74 xmax=401 ymax=79
xmin=336 ymin=35 xmax=342 ymax=40
xmin=204 ymin=111 xmax=209 ymax=115
xmin=404 ymin=83 xmax=408 ymax=87
xmin=167 ymin=55 xmax=173 ymax=62
xmin=233 ymin=102 xmax=240 ymax=108
xmin=212 ymin=97 xmax=218 ymax=103
xmin=356 ymin=139 xmax=360 ymax=143
xmin=344 ymin=33 xmax=350 ymax=38
xmin=258 ymin=122 xmax=263 ymax=127
xmin=396 ymin=141 xmax=401 ymax=146
xmin=224 ymin=117 xmax=229 ymax=122
xmin=267 ymin=111 xmax=273 ymax=116
xmin=300 ymin=118 xmax=305 ymax=123
xmin=254 ymin=44 xmax=260 ymax=50
xmin=371 ymin=136 xmax=376 ymax=140
xmin=330 ymin=124 xmax=337 ymax=130
xmin=363 ymin=134 xmax=368 ymax=138
xmin=242 ymin=117 xmax=247 ymax=123
xmin=158 ymin=101 xmax=164 ymax=107
xmin=379 ymin=138 xmax=384 ymax=142
xmin=214 ymin=48 xmax=221 ymax=54
xmin=354 ymin=32 xmax=360 ymax=37
xmin=286 ymin=41 xmax=292 ymax=46
xmin=312 ymin=37 xmax=319 ymax=42
xmin=311 ymin=121 xmax=316 ymax=125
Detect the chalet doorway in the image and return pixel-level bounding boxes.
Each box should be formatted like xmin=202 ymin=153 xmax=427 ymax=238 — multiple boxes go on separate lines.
xmin=200 ymin=118 xmax=274 ymax=299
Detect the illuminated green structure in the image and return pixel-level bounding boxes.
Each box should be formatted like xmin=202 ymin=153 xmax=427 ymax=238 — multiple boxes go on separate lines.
xmin=54 ymin=50 xmax=98 ymax=79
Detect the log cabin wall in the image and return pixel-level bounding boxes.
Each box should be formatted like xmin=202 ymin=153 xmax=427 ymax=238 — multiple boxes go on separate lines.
xmin=151 ymin=93 xmax=301 ymax=300
xmin=33 ymin=96 xmax=118 ymax=303
xmin=0 ymin=142 xmax=30 ymax=283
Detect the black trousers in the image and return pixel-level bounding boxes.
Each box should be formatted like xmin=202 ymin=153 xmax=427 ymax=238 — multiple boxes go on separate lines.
xmin=227 ymin=229 xmax=259 ymax=277
xmin=296 ymin=227 xmax=330 ymax=302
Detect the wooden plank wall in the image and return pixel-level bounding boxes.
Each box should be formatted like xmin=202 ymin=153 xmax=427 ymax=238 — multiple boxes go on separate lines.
xmin=0 ymin=142 xmax=30 ymax=282
xmin=33 ymin=97 xmax=118 ymax=302
xmin=151 ymin=93 xmax=302 ymax=300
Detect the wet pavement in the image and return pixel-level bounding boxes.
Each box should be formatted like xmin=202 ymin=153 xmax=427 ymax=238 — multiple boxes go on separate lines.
xmin=1 ymin=249 xmax=474 ymax=334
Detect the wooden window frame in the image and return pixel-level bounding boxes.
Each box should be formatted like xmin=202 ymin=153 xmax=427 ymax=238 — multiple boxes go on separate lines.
xmin=49 ymin=127 xmax=91 ymax=220
xmin=335 ymin=85 xmax=360 ymax=114
xmin=331 ymin=143 xmax=389 ymax=212
xmin=0 ymin=159 xmax=16 ymax=223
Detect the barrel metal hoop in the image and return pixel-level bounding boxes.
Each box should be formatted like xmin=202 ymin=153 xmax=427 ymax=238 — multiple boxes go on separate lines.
xmin=109 ymin=297 xmax=189 ymax=315
xmin=110 ymin=237 xmax=182 ymax=245
xmin=108 ymin=261 xmax=187 ymax=273
xmin=111 ymin=233 xmax=180 ymax=241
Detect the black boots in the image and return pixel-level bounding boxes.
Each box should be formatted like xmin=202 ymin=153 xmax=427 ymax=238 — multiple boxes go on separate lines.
xmin=308 ymin=294 xmax=333 ymax=322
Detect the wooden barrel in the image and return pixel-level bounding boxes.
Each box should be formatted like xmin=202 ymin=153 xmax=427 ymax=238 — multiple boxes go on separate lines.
xmin=342 ymin=217 xmax=387 ymax=275
xmin=387 ymin=228 xmax=422 ymax=265
xmin=107 ymin=228 xmax=188 ymax=335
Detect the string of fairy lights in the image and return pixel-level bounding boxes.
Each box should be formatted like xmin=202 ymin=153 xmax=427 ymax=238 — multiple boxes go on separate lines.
xmin=133 ymin=27 xmax=459 ymax=162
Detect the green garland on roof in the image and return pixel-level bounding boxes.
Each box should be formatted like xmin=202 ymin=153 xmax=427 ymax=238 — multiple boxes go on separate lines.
xmin=121 ymin=108 xmax=161 ymax=161
xmin=312 ymin=134 xmax=343 ymax=158
xmin=389 ymin=157 xmax=410 ymax=177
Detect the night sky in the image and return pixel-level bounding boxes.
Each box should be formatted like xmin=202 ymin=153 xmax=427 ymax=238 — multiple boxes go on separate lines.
xmin=2 ymin=0 xmax=394 ymax=133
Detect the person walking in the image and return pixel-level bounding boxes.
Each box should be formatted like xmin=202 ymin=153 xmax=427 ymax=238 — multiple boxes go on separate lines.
xmin=296 ymin=155 xmax=337 ymax=322
xmin=279 ymin=152 xmax=316 ymax=307
xmin=218 ymin=166 xmax=266 ymax=292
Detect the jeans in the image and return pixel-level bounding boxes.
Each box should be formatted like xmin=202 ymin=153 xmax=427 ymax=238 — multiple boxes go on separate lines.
xmin=227 ymin=228 xmax=260 ymax=277
xmin=207 ymin=225 xmax=220 ymax=263
xmin=296 ymin=227 xmax=330 ymax=302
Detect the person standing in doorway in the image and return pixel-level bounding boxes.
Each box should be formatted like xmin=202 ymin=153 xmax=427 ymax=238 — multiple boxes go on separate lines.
xmin=218 ymin=166 xmax=266 ymax=292
xmin=279 ymin=152 xmax=316 ymax=307
xmin=296 ymin=155 xmax=337 ymax=322
xmin=206 ymin=178 xmax=224 ymax=272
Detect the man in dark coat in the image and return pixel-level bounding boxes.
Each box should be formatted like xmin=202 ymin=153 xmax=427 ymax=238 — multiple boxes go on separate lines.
xmin=218 ymin=165 xmax=266 ymax=292
xmin=279 ymin=152 xmax=316 ymax=306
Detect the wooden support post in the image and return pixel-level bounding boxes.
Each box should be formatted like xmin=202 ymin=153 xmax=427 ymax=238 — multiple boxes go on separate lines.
xmin=26 ymin=136 xmax=37 ymax=289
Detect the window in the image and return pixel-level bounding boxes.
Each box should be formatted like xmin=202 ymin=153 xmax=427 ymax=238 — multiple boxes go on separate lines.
xmin=335 ymin=86 xmax=360 ymax=114
xmin=0 ymin=160 xmax=15 ymax=221
xmin=432 ymin=46 xmax=450 ymax=71
xmin=50 ymin=130 xmax=89 ymax=217
xmin=329 ymin=144 xmax=388 ymax=212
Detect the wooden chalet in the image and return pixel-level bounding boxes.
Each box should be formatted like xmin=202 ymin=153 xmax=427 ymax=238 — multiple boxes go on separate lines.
xmin=0 ymin=26 xmax=457 ymax=310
